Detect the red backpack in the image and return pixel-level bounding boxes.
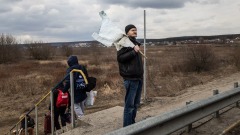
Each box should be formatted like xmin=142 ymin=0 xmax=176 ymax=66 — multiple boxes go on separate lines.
xmin=56 ymin=89 xmax=69 ymax=108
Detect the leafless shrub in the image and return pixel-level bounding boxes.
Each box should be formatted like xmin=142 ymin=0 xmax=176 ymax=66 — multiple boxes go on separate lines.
xmin=61 ymin=44 xmax=73 ymax=57
xmin=183 ymin=45 xmax=217 ymax=72
xmin=231 ymin=47 xmax=240 ymax=70
xmin=0 ymin=34 xmax=22 ymax=64
xmin=25 ymin=41 xmax=56 ymax=60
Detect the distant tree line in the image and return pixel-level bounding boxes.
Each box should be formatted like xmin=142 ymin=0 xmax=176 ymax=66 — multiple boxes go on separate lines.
xmin=0 ymin=34 xmax=74 ymax=63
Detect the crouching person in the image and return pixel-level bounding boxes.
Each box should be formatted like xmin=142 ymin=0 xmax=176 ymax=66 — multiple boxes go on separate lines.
xmin=19 ymin=114 xmax=35 ymax=135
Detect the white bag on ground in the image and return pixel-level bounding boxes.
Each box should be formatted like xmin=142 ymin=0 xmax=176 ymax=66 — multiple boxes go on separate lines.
xmin=85 ymin=91 xmax=97 ymax=106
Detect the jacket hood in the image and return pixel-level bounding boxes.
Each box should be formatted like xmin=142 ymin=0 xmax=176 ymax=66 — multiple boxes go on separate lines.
xmin=67 ymin=55 xmax=79 ymax=67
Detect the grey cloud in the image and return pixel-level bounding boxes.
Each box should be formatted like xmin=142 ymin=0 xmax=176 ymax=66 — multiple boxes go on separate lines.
xmin=12 ymin=18 xmax=47 ymax=31
xmin=159 ymin=11 xmax=167 ymax=15
xmin=195 ymin=0 xmax=220 ymax=5
xmin=153 ymin=18 xmax=165 ymax=23
xmin=153 ymin=16 xmax=181 ymax=24
xmin=194 ymin=16 xmax=216 ymax=22
xmin=0 ymin=1 xmax=99 ymax=41
xmin=0 ymin=12 xmax=48 ymax=32
xmin=0 ymin=6 xmax=11 ymax=13
xmin=46 ymin=23 xmax=65 ymax=29
xmin=96 ymin=0 xmax=196 ymax=9
xmin=0 ymin=1 xmax=90 ymax=32
xmin=1 ymin=0 xmax=239 ymax=42
xmin=37 ymin=24 xmax=99 ymax=41
xmin=0 ymin=0 xmax=22 ymax=13
xmin=1 ymin=0 xmax=22 ymax=3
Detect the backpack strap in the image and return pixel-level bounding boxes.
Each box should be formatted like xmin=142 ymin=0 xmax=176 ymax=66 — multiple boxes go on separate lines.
xmin=76 ymin=65 xmax=88 ymax=84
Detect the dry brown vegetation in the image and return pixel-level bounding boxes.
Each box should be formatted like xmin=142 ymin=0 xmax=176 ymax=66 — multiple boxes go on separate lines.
xmin=1 ymin=44 xmax=240 ymax=134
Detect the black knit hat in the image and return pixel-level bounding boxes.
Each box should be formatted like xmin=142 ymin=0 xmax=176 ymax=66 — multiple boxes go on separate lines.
xmin=125 ymin=24 xmax=136 ymax=34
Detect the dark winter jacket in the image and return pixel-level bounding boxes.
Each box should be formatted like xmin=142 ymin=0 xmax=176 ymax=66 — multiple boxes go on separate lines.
xmin=63 ymin=56 xmax=88 ymax=103
xmin=117 ymin=37 xmax=143 ymax=80
xmin=20 ymin=115 xmax=35 ymax=129
xmin=49 ymin=83 xmax=71 ymax=110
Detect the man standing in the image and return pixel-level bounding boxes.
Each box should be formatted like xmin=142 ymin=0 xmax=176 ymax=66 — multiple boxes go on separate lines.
xmin=117 ymin=24 xmax=143 ymax=127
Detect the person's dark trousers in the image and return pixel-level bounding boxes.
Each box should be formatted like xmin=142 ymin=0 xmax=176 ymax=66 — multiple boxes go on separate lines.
xmin=123 ymin=79 xmax=143 ymax=127
xmin=54 ymin=107 xmax=67 ymax=130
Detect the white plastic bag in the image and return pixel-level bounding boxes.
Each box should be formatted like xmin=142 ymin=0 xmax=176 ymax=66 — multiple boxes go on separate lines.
xmin=92 ymin=11 xmax=147 ymax=58
xmin=114 ymin=35 xmax=135 ymax=51
xmin=92 ymin=11 xmax=125 ymax=47
xmin=85 ymin=91 xmax=97 ymax=106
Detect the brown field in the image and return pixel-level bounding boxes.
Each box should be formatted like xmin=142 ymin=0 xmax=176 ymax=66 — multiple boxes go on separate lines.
xmin=0 ymin=44 xmax=240 ymax=134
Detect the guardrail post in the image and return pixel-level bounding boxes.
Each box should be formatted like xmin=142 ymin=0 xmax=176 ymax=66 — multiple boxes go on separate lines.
xmin=234 ymin=82 xmax=238 ymax=88
xmin=213 ymin=89 xmax=219 ymax=95
xmin=236 ymin=101 xmax=240 ymax=108
xmin=16 ymin=124 xmax=18 ymax=135
xmin=50 ymin=90 xmax=54 ymax=135
xmin=234 ymin=82 xmax=239 ymax=107
xmin=35 ymin=106 xmax=38 ymax=135
xmin=25 ymin=115 xmax=27 ymax=135
xmin=70 ymin=71 xmax=75 ymax=128
xmin=186 ymin=101 xmax=193 ymax=132
xmin=213 ymin=89 xmax=220 ymax=118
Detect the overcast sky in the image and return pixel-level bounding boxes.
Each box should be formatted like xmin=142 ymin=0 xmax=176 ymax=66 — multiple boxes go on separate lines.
xmin=0 ymin=0 xmax=240 ymax=42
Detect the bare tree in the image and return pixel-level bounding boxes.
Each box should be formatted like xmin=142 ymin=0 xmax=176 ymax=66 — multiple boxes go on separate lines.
xmin=61 ymin=44 xmax=73 ymax=57
xmin=183 ymin=45 xmax=217 ymax=72
xmin=0 ymin=34 xmax=22 ymax=64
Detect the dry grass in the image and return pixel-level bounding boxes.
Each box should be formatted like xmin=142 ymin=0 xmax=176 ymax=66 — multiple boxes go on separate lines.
xmin=1 ymin=44 xmax=240 ymax=134
xmin=146 ymin=45 xmax=238 ymax=97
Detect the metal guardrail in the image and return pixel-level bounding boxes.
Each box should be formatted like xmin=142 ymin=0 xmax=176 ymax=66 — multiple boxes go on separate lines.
xmin=106 ymin=83 xmax=240 ymax=135
xmin=5 ymin=69 xmax=88 ymax=135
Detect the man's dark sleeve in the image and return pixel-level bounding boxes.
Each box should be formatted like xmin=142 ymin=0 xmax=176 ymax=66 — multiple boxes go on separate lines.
xmin=117 ymin=47 xmax=136 ymax=63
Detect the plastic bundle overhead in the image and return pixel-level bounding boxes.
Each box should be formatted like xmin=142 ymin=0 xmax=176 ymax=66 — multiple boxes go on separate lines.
xmin=92 ymin=11 xmax=136 ymax=51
